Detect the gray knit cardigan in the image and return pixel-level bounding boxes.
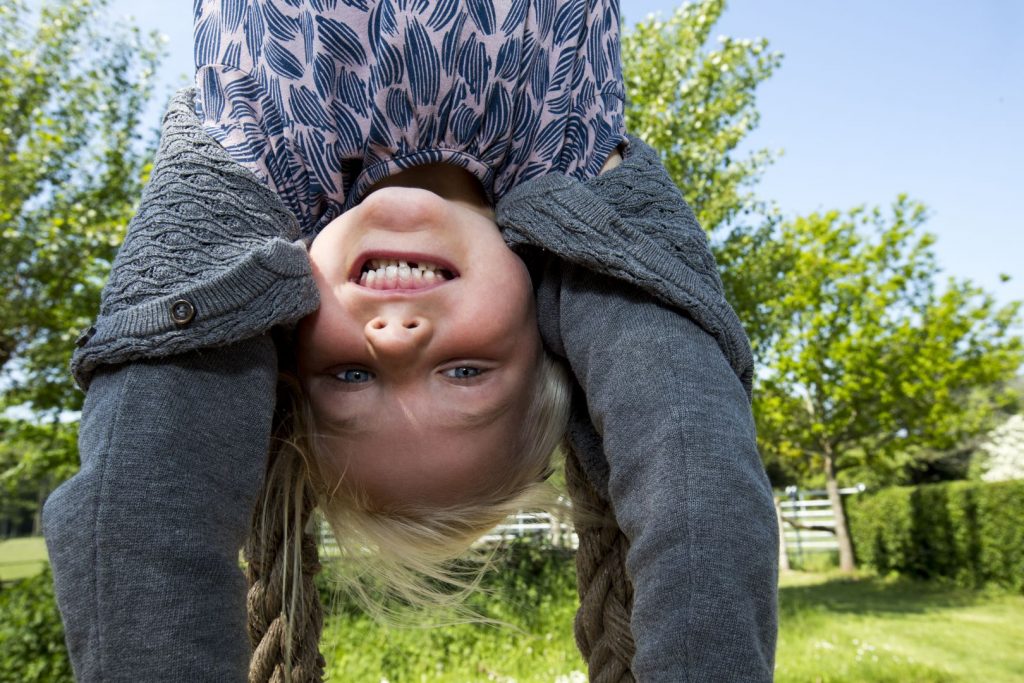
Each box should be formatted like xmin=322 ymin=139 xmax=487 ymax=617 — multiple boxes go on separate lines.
xmin=46 ymin=88 xmax=777 ymax=681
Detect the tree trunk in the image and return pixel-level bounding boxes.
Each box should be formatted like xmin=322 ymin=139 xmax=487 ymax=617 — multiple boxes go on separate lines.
xmin=32 ymin=480 xmax=47 ymax=536
xmin=823 ymin=450 xmax=856 ymax=572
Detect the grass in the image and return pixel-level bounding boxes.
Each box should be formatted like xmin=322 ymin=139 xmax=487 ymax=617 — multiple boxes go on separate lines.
xmin=318 ymin=546 xmax=586 ymax=683
xmin=4 ymin=536 xmax=1022 ymax=681
xmin=318 ymin=564 xmax=1024 ymax=682
xmin=0 ymin=537 xmax=48 ymax=582
xmin=776 ymin=570 xmax=1024 ymax=682
xmin=321 ymin=608 xmax=585 ymax=683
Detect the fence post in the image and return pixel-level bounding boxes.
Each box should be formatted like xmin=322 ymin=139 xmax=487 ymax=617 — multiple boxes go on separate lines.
xmin=786 ymin=485 xmax=803 ymax=567
xmin=774 ymin=496 xmax=790 ymax=572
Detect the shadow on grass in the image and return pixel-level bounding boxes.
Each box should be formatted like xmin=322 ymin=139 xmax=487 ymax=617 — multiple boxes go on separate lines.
xmin=779 ymin=574 xmax=990 ymax=618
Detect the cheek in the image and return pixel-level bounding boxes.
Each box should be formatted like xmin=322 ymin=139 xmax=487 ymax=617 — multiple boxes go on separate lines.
xmin=296 ymin=302 xmax=363 ymax=374
xmin=460 ymin=254 xmax=537 ymax=344
xmin=295 ymin=311 xmax=331 ymax=376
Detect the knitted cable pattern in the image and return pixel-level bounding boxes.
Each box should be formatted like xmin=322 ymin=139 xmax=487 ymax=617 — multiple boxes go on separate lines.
xmin=245 ymin=449 xmax=325 ymax=683
xmin=70 ymin=88 xmax=319 ymax=390
xmin=565 ymin=444 xmax=636 ymax=682
xmin=497 ymin=135 xmax=754 ymax=400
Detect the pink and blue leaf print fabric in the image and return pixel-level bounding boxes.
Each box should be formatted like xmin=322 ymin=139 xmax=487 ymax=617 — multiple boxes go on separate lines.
xmin=194 ymin=0 xmax=626 ymax=233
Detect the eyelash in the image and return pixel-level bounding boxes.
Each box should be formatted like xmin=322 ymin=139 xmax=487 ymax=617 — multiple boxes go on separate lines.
xmin=442 ymin=366 xmax=484 ymax=380
xmin=334 ymin=368 xmax=374 ymax=383
xmin=331 ymin=366 xmax=486 ymax=383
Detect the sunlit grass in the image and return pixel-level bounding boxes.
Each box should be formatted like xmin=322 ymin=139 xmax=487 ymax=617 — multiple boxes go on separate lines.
xmin=320 ymin=562 xmax=1024 ymax=682
xmin=318 ymin=546 xmax=585 ymax=683
xmin=776 ymin=571 xmax=1024 ymax=682
xmin=0 ymin=537 xmax=48 ymax=582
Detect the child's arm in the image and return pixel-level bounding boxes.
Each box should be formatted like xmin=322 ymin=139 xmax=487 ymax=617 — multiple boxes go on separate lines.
xmin=44 ymin=88 xmax=318 ymax=680
xmin=497 ymin=138 xmax=777 ymax=680
xmin=541 ymin=268 xmax=777 ymax=681
xmin=44 ymin=340 xmax=275 ymax=681
xmin=68 ymin=89 xmax=317 ymax=390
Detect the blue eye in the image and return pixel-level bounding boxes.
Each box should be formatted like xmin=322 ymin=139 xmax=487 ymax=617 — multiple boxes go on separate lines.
xmin=335 ymin=368 xmax=375 ymax=383
xmin=443 ymin=366 xmax=483 ymax=380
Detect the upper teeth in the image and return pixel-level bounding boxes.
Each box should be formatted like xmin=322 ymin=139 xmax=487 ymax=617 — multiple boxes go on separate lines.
xmin=358 ymin=259 xmax=451 ymax=290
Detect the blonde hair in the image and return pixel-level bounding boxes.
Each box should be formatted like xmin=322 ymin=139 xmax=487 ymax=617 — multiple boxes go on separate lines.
xmin=246 ymin=351 xmax=571 ymax=678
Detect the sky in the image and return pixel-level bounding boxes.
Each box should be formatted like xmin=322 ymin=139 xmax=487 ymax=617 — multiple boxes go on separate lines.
xmin=102 ymin=0 xmax=1024 ymax=311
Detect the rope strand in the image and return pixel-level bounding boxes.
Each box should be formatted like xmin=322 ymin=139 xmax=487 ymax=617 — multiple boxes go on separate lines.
xmin=245 ymin=449 xmax=325 ymax=683
xmin=565 ymin=444 xmax=636 ymax=682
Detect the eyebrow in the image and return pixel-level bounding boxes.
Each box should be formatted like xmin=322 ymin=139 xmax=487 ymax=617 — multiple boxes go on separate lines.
xmin=450 ymin=394 xmax=516 ymax=429
xmin=315 ymin=414 xmax=364 ymax=436
xmin=315 ymin=394 xmax=516 ymax=436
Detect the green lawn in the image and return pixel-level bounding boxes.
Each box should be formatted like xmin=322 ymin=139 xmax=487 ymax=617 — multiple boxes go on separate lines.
xmin=0 ymin=537 xmax=48 ymax=582
xmin=319 ymin=568 xmax=1024 ymax=682
xmin=776 ymin=571 xmax=1024 ymax=683
xmin=4 ymin=538 xmax=1022 ymax=682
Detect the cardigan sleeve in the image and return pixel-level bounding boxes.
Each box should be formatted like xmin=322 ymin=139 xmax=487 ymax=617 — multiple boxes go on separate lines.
xmin=47 ymin=88 xmax=313 ymax=680
xmin=70 ymin=88 xmax=319 ymax=391
xmin=496 ymin=135 xmax=754 ymax=399
xmin=43 ymin=338 xmax=276 ymax=682
xmin=536 ymin=265 xmax=778 ymax=681
xmin=499 ymin=142 xmax=778 ymax=678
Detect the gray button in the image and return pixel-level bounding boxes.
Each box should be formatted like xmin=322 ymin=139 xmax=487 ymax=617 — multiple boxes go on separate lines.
xmin=170 ymin=299 xmax=196 ymax=326
xmin=75 ymin=326 xmax=96 ymax=348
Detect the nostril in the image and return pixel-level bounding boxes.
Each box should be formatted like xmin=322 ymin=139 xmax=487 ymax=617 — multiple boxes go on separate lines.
xmin=404 ymin=321 xmax=419 ymax=329
xmin=371 ymin=320 xmax=387 ymax=330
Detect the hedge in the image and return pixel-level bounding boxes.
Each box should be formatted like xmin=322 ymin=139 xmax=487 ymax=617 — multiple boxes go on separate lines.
xmin=847 ymin=479 xmax=1024 ymax=591
xmin=0 ymin=568 xmax=72 ymax=682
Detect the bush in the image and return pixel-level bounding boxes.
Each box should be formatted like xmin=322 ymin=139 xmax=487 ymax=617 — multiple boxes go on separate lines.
xmin=847 ymin=479 xmax=1024 ymax=591
xmin=319 ymin=541 xmax=583 ymax=681
xmin=0 ymin=568 xmax=72 ymax=682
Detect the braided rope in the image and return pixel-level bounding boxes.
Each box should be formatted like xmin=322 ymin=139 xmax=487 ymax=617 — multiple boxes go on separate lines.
xmin=245 ymin=451 xmax=326 ymax=683
xmin=565 ymin=445 xmax=636 ymax=682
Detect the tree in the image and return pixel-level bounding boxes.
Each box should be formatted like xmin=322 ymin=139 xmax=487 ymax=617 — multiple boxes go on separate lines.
xmin=622 ymin=0 xmax=781 ymax=235
xmin=621 ymin=1 xmax=789 ymax=365
xmin=0 ymin=0 xmax=162 ymax=508
xmin=0 ymin=0 xmax=161 ymax=413
xmin=754 ymin=197 xmax=1023 ymax=571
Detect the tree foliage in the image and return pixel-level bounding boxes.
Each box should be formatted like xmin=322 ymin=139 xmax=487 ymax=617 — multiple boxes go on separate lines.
xmin=0 ymin=0 xmax=161 ymax=416
xmin=0 ymin=568 xmax=72 ymax=682
xmin=0 ymin=0 xmax=162 ymax=512
xmin=756 ymin=198 xmax=1022 ymax=483
xmin=755 ymin=198 xmax=1023 ymax=568
xmin=622 ymin=0 xmax=781 ymax=235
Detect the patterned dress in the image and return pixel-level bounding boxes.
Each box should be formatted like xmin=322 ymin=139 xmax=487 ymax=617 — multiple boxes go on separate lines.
xmin=194 ymin=0 xmax=626 ymax=234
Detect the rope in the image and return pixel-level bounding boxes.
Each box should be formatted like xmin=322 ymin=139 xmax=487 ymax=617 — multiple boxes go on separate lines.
xmin=565 ymin=444 xmax=636 ymax=682
xmin=245 ymin=452 xmax=326 ymax=683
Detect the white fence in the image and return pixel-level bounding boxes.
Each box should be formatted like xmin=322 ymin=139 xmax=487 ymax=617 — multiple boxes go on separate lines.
xmin=777 ymin=484 xmax=865 ymax=556
xmin=477 ymin=510 xmax=577 ymax=549
xmin=317 ymin=488 xmax=863 ymax=562
xmin=318 ymin=508 xmax=577 ymax=558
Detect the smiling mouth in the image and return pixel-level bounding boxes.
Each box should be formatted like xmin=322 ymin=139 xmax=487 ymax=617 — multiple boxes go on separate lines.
xmin=356 ymin=258 xmax=458 ymax=291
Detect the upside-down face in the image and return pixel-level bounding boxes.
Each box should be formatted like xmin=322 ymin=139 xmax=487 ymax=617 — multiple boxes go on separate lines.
xmin=297 ymin=166 xmax=542 ymax=510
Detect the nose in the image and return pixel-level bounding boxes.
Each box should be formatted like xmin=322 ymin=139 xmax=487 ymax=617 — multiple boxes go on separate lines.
xmin=364 ymin=314 xmax=433 ymax=360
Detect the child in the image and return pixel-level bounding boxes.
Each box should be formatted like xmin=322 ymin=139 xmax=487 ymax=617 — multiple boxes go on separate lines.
xmin=44 ymin=2 xmax=778 ymax=681
xmin=191 ymin=0 xmax=628 ymax=524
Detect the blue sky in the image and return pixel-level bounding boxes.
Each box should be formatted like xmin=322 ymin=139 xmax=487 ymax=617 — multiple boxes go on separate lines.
xmin=106 ymin=0 xmax=1023 ymax=311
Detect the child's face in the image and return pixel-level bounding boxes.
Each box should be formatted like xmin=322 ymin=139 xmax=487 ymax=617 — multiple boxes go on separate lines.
xmin=297 ymin=182 xmax=542 ymax=510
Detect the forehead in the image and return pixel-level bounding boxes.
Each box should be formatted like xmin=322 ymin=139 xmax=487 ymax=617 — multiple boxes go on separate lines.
xmin=312 ymin=384 xmax=535 ymax=508
xmin=316 ymin=382 xmax=518 ymax=434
